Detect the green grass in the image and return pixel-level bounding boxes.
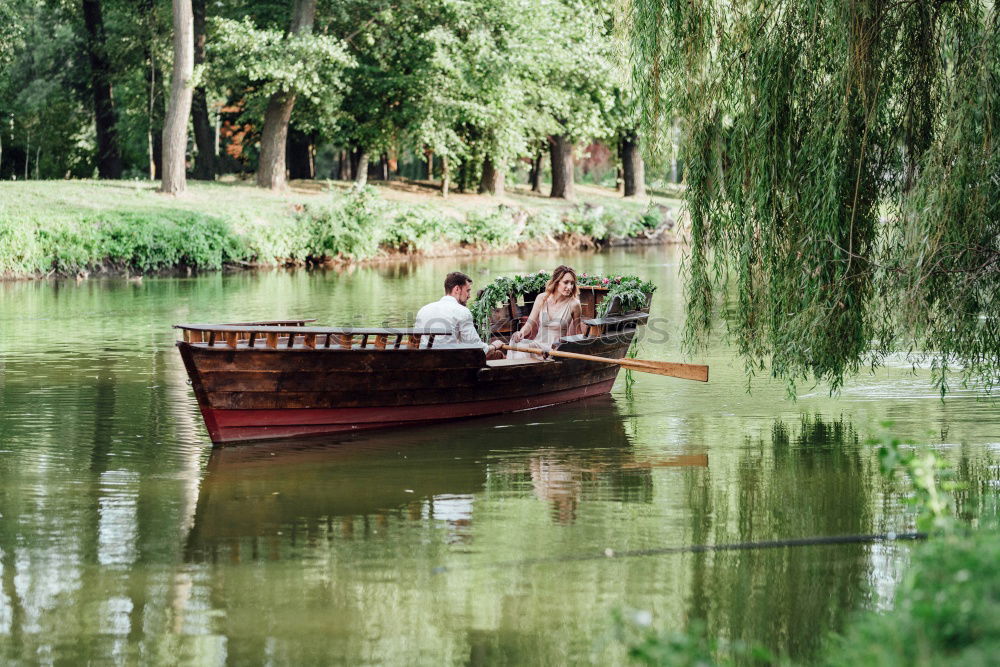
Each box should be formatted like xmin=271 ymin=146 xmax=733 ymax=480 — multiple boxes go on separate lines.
xmin=0 ymin=179 xmax=683 ymax=277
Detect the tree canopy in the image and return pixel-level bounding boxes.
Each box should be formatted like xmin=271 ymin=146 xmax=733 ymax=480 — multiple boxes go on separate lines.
xmin=627 ymin=0 xmax=999 ymax=394
xmin=0 ymin=0 xmax=643 ymax=195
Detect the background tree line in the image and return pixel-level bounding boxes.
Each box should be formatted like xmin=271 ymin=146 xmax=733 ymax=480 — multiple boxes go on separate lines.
xmin=0 ymin=0 xmax=650 ymax=198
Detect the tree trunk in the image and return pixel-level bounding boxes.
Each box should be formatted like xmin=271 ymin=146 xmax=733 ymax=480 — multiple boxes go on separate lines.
xmin=214 ymin=115 xmax=221 ymax=165
xmin=145 ymin=56 xmax=162 ymax=179
xmin=478 ymin=156 xmax=504 ymax=196
xmin=529 ymin=151 xmax=542 ymax=192
xmin=255 ymin=0 xmax=316 ymax=190
xmin=152 ymin=130 xmax=163 ymax=180
xmin=338 ymin=149 xmax=351 ymax=180
xmin=143 ymin=0 xmax=160 ymax=180
xmin=549 ymin=134 xmax=574 ymax=200
xmin=257 ymin=93 xmax=296 ymax=189
xmin=353 ymin=151 xmax=369 ymax=187
xmin=349 ymin=147 xmax=361 ymax=176
xmin=191 ymin=87 xmax=213 ymax=179
xmin=441 ymin=155 xmax=450 ymax=198
xmin=457 ymin=159 xmax=469 ymax=193
xmin=82 ymin=0 xmax=123 ymax=179
xmin=621 ymin=131 xmax=646 ymax=197
xmin=378 ymin=153 xmax=388 ymax=180
xmin=190 ymin=0 xmax=214 ymax=180
xmin=286 ymin=128 xmax=314 ymax=179
xmin=159 ymin=0 xmax=194 ymax=194
xmin=147 ymin=127 xmax=155 ymax=179
xmin=425 ymin=150 xmax=433 ymax=180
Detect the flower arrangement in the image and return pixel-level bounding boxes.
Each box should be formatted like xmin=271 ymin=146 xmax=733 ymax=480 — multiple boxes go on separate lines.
xmin=470 ymin=270 xmax=656 ymax=338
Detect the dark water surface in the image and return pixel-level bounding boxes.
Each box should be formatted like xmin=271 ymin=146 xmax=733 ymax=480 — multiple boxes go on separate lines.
xmin=1 ymin=246 xmax=996 ymax=665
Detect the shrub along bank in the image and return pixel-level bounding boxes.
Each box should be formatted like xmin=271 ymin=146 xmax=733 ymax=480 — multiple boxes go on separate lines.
xmin=0 ymin=182 xmax=681 ymax=278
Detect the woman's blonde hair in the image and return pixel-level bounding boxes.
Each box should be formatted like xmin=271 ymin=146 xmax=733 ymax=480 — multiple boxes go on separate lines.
xmin=545 ymin=265 xmax=578 ymax=298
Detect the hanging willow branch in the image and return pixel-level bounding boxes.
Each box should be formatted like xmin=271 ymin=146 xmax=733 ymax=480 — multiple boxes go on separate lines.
xmin=625 ymin=0 xmax=999 ymax=395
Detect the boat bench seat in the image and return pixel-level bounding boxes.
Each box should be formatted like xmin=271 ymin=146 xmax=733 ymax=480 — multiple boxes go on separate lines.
xmin=582 ymin=311 xmax=649 ymax=337
xmin=485 ymin=358 xmax=547 ymax=367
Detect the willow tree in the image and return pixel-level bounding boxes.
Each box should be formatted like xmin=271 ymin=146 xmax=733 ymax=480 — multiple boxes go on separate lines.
xmin=627 ymin=0 xmax=999 ymax=394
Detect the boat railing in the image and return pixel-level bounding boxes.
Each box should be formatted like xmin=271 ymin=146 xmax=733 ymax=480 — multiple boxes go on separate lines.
xmin=218 ymin=319 xmax=316 ymax=327
xmin=174 ymin=323 xmax=452 ymax=350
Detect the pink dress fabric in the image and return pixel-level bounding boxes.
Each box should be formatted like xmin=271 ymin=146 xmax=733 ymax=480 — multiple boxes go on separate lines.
xmin=507 ymin=295 xmax=580 ymax=361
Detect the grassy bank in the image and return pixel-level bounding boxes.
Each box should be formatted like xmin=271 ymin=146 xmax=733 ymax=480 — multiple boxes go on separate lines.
xmin=0 ymin=179 xmax=685 ymax=278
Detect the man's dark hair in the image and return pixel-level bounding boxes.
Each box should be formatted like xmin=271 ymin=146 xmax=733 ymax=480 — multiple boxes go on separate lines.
xmin=444 ymin=271 xmax=472 ymax=293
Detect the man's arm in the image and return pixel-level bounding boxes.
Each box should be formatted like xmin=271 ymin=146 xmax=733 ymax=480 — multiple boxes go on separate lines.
xmin=457 ymin=308 xmax=492 ymax=353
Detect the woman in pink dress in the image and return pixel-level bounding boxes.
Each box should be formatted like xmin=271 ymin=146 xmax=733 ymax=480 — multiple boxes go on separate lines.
xmin=507 ymin=265 xmax=585 ymax=360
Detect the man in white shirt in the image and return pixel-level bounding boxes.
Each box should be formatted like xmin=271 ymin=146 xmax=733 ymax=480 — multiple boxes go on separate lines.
xmin=415 ymin=271 xmax=505 ymax=360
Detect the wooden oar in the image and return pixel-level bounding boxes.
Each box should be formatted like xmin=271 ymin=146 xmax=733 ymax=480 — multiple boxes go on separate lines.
xmin=501 ymin=344 xmax=709 ymax=382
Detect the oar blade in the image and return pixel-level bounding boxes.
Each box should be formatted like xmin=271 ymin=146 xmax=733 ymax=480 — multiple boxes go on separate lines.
xmin=623 ymin=360 xmax=709 ymax=382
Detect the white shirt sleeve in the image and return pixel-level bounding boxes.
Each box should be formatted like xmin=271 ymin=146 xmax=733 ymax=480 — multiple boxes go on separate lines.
xmin=413 ymin=304 xmax=429 ymax=330
xmin=456 ymin=308 xmax=490 ymax=353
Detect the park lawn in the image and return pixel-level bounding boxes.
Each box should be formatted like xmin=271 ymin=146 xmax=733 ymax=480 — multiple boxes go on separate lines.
xmin=0 ymin=178 xmax=682 ymax=227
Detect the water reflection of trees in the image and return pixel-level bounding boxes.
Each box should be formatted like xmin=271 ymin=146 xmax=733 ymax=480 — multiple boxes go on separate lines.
xmin=0 ymin=339 xmax=206 ymax=662
xmin=683 ymin=415 xmax=883 ymax=660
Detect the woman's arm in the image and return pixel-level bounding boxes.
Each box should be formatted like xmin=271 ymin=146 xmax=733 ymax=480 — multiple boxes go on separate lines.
xmin=511 ymin=294 xmax=546 ymax=342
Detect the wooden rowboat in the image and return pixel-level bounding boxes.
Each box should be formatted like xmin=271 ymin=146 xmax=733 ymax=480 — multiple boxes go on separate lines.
xmin=175 ymin=310 xmax=649 ymax=445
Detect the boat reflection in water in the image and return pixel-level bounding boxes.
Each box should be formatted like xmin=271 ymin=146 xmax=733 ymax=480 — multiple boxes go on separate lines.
xmin=184 ymin=396 xmax=708 ymax=562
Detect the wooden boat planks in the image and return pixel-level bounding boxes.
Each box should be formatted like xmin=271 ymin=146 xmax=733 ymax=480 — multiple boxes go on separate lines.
xmin=180 ymin=345 xmax=488 ymax=372
xmin=202 ymin=368 xmax=622 ymax=409
xmin=195 ymin=368 xmax=487 ymax=393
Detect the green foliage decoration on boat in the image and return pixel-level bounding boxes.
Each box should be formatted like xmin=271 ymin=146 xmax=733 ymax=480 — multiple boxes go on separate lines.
xmin=470 ymin=271 xmax=656 ymax=338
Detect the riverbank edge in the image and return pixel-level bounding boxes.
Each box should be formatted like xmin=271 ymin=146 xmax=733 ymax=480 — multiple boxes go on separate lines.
xmin=266 ymin=227 xmax=682 ymax=265
xmin=0 ymin=222 xmax=684 ymax=282
xmin=0 ymin=180 xmax=687 ymax=281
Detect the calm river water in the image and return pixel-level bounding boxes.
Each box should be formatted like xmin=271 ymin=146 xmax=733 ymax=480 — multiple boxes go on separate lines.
xmin=1 ymin=245 xmax=997 ymax=665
